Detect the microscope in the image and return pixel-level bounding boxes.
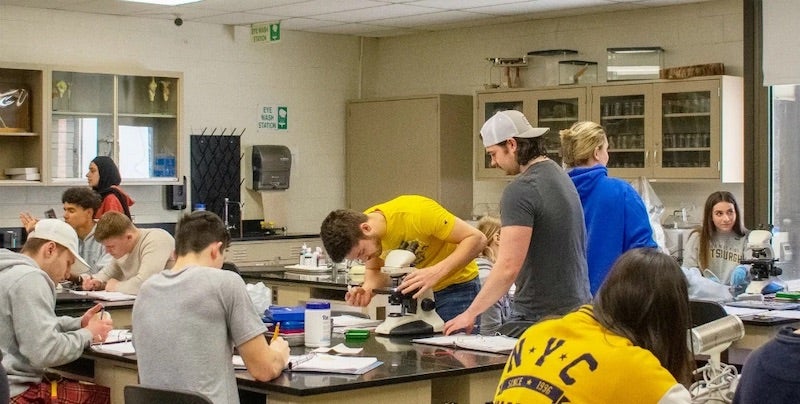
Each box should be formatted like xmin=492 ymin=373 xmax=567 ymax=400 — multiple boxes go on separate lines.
xmin=740 ymin=229 xmax=784 ymax=294
xmin=374 ymin=249 xmax=445 ymax=336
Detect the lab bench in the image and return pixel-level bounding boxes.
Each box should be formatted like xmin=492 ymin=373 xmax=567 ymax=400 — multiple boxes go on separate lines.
xmin=60 ymin=333 xmax=506 ymax=404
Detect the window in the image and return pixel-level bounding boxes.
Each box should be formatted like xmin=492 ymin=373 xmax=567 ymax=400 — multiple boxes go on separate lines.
xmin=770 ymin=84 xmax=800 ymax=279
xmin=119 ymin=125 xmax=153 ymax=178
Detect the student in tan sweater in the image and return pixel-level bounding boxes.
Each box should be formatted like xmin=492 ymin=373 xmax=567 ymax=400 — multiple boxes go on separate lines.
xmin=82 ymin=212 xmax=175 ymax=294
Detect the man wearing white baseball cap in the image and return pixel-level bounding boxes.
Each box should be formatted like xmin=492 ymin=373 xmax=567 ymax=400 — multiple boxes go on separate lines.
xmin=0 ymin=219 xmax=113 ymax=403
xmin=444 ymin=110 xmax=591 ymax=336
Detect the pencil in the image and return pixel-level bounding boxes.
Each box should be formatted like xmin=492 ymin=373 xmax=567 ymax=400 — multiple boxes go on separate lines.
xmin=271 ymin=323 xmax=280 ymax=343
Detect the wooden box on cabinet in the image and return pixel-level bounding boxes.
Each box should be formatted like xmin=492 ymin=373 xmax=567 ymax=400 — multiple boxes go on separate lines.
xmin=346 ymin=95 xmax=473 ymax=218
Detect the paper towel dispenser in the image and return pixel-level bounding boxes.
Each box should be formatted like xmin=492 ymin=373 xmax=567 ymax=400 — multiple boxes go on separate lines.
xmin=251 ymin=145 xmax=291 ymax=190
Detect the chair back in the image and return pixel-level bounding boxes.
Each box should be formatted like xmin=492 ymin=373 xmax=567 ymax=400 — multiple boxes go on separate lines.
xmin=124 ymin=385 xmax=213 ymax=404
xmin=689 ymin=299 xmax=728 ymax=328
xmin=497 ymin=320 xmax=535 ymax=338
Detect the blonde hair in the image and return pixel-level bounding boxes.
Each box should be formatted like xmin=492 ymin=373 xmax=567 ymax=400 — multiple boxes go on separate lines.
xmin=476 ymin=215 xmax=501 ymax=262
xmin=559 ymin=121 xmax=607 ymax=168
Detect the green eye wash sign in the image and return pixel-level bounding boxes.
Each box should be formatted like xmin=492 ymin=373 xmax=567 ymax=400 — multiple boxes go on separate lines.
xmin=258 ymin=104 xmax=288 ymax=131
xmin=251 ymin=22 xmax=280 ymax=43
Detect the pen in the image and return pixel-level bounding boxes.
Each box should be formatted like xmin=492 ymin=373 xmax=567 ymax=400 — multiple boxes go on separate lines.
xmin=271 ymin=323 xmax=280 ymax=343
xmin=100 ymin=305 xmax=106 ymax=320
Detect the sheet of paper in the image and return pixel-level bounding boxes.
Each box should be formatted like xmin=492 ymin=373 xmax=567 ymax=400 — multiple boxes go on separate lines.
xmin=723 ymin=306 xmax=769 ymax=316
xmin=72 ymin=291 xmax=137 ymax=301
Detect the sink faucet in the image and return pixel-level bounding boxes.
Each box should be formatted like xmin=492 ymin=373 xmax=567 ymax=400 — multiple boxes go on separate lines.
xmin=224 ymin=197 xmax=245 ymax=238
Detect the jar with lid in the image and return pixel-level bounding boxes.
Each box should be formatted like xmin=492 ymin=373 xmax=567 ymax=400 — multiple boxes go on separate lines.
xmin=304 ymin=301 xmax=331 ymax=347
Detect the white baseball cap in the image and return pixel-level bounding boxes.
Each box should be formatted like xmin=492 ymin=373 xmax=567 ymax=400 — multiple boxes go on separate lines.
xmin=480 ymin=110 xmax=550 ymax=147
xmin=28 ymin=219 xmax=90 ymax=273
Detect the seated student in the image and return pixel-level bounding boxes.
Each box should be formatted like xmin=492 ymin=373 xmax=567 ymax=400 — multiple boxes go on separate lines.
xmin=494 ymin=248 xmax=694 ymax=403
xmin=733 ymin=326 xmax=800 ymax=403
xmin=0 ymin=219 xmax=113 ymax=403
xmin=20 ymin=187 xmax=112 ymax=284
xmin=133 ymin=211 xmax=290 ymax=404
xmin=683 ymin=191 xmax=748 ymax=285
xmin=82 ymin=212 xmax=175 ymax=295
xmin=475 ymin=216 xmax=512 ymax=336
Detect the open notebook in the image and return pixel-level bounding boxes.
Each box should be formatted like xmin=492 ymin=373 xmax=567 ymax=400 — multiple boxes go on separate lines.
xmin=233 ymin=353 xmax=381 ymax=375
xmin=412 ymin=334 xmax=518 ymax=354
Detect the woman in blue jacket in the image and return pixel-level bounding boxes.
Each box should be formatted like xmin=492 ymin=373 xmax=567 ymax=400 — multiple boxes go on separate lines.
xmin=560 ymin=121 xmax=657 ymax=295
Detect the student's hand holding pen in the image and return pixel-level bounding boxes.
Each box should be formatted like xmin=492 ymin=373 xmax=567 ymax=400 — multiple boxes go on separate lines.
xmin=81 ymin=303 xmax=113 ymax=343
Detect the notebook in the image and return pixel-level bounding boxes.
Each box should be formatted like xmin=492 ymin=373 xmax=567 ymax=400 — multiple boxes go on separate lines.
xmin=287 ymin=353 xmax=381 ymax=374
xmin=91 ymin=341 xmax=136 ymax=356
xmin=411 ymin=334 xmax=519 ymax=354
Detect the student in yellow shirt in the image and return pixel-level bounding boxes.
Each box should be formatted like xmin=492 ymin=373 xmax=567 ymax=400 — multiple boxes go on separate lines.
xmin=494 ymin=248 xmax=694 ymax=404
xmin=320 ymin=195 xmax=486 ymax=323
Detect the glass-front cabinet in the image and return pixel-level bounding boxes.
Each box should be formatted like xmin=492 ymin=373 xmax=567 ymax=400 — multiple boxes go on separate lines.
xmin=476 ymin=76 xmax=742 ymax=183
xmin=591 ymin=76 xmax=741 ymax=182
xmin=475 ymin=87 xmax=587 ymax=179
xmin=593 ymin=84 xmax=651 ymax=177
xmin=50 ymin=70 xmax=180 ymax=183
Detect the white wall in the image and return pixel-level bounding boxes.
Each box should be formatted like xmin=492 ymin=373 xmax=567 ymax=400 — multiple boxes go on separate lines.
xmin=0 ymin=5 xmax=361 ymax=232
xmin=0 ymin=0 xmax=745 ymax=232
xmin=359 ymin=0 xmax=744 ymax=223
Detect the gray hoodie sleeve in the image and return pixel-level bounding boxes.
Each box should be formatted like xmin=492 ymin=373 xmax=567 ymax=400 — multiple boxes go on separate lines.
xmin=9 ymin=271 xmax=92 ymax=369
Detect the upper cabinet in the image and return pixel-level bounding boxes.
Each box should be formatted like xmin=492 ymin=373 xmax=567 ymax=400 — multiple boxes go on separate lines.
xmin=0 ymin=63 xmax=181 ymax=186
xmin=0 ymin=64 xmax=45 ymax=184
xmin=50 ymin=70 xmax=181 ymax=183
xmin=594 ymin=76 xmax=742 ymax=182
xmin=475 ymin=87 xmax=588 ymax=180
xmin=475 ymin=76 xmax=742 ymax=183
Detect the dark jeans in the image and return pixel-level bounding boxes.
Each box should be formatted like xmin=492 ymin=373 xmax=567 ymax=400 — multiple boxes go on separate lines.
xmin=434 ymin=276 xmax=481 ymax=328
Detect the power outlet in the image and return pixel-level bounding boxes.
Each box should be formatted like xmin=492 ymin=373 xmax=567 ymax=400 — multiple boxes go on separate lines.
xmin=2 ymin=228 xmax=23 ymax=249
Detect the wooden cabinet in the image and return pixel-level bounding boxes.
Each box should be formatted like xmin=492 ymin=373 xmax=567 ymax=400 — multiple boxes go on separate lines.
xmin=475 ymin=87 xmax=588 ymax=179
xmin=593 ymin=76 xmax=742 ymax=182
xmin=474 ymin=76 xmax=743 ymax=183
xmin=346 ymin=95 xmax=473 ymax=218
xmin=0 ymin=64 xmax=45 ymax=184
xmin=0 ymin=63 xmax=181 ymax=186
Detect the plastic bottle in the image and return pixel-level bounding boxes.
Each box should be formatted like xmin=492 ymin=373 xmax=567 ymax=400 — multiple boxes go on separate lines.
xmin=299 ymin=243 xmax=307 ymax=266
xmin=304 ymin=301 xmax=331 ymax=347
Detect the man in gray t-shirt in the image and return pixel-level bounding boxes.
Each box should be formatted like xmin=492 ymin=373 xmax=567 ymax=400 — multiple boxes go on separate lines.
xmin=133 ymin=211 xmax=290 ymax=404
xmin=444 ymin=110 xmax=590 ymax=335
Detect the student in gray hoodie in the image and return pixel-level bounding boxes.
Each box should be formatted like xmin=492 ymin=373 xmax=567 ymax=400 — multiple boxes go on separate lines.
xmin=0 ymin=219 xmax=113 ymax=402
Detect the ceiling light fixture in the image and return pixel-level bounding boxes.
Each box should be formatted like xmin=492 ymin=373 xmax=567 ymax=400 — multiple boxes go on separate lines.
xmin=122 ymin=0 xmax=202 ymax=6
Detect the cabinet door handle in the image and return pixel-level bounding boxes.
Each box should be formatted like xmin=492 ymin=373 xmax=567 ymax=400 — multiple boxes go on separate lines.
xmin=653 ymin=150 xmax=657 ymax=163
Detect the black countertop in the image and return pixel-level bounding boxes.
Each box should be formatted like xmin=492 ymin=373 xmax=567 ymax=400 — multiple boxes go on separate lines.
xmin=82 ymin=333 xmax=507 ymax=397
